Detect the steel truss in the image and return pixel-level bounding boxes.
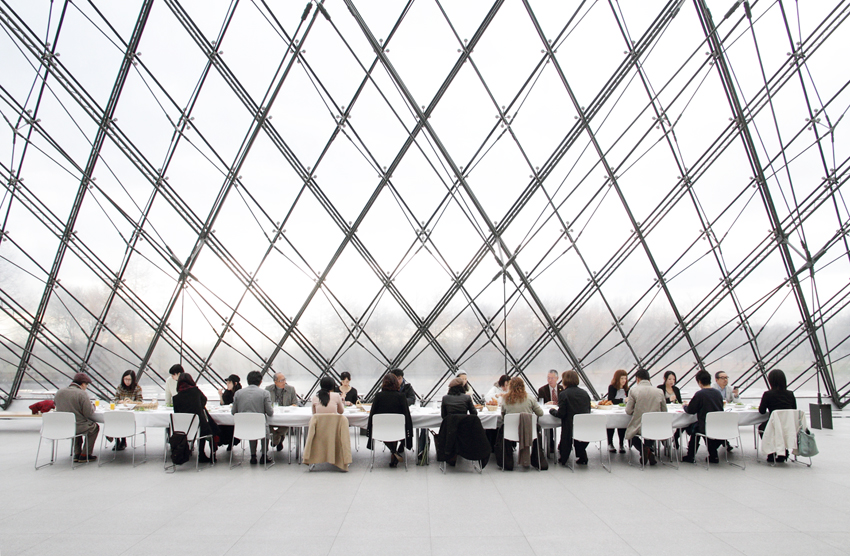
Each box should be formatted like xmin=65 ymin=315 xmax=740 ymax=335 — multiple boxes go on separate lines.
xmin=1 ymin=0 xmax=848 ymax=409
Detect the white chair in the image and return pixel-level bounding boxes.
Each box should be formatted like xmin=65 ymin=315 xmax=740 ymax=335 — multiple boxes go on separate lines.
xmin=369 ymin=414 xmax=407 ymax=471
xmin=501 ymin=413 xmax=540 ymax=471
xmin=628 ymin=412 xmax=678 ymax=470
xmin=697 ymin=412 xmax=745 ymax=470
xmin=35 ymin=412 xmax=87 ymax=470
xmin=757 ymin=409 xmax=811 ymax=467
xmin=571 ymin=413 xmax=610 ymax=472
xmin=165 ymin=413 xmax=213 ymax=472
xmin=231 ymin=413 xmax=274 ymax=470
xmin=98 ymin=411 xmax=146 ymax=467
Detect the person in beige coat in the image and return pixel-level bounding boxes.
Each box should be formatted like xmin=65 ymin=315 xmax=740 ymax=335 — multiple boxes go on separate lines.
xmin=624 ymin=369 xmax=667 ymax=465
xmin=53 ymin=373 xmax=99 ymax=462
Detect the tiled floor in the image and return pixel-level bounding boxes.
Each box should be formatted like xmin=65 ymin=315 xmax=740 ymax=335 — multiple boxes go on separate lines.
xmin=1 ymin=417 xmax=848 ymax=556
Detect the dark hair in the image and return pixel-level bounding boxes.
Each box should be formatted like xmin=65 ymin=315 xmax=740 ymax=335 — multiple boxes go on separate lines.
xmin=169 ymin=364 xmax=184 ymax=376
xmin=382 ymin=373 xmax=400 ymax=391
xmin=561 ymin=370 xmax=580 ymax=388
xmin=447 ymin=384 xmax=466 ymax=396
xmin=318 ymin=376 xmax=335 ymax=407
xmin=118 ymin=370 xmax=137 ymax=391
xmin=663 ymin=371 xmax=677 ymax=385
xmin=714 ymin=370 xmax=727 ymax=380
xmin=635 ymin=369 xmax=650 ymax=381
xmin=390 ymin=368 xmax=404 ymax=378
xmin=246 ymin=371 xmax=263 ymax=386
xmin=497 ymin=374 xmax=510 ymax=388
xmin=176 ymin=373 xmax=196 ymax=392
xmin=504 ymin=377 xmax=527 ymax=406
xmin=340 ymin=371 xmax=351 ymax=381
xmin=695 ymin=370 xmax=712 ymax=386
xmin=226 ymin=374 xmax=242 ymax=392
xmin=767 ymin=369 xmax=787 ymax=391
xmin=610 ymin=370 xmax=629 ymax=394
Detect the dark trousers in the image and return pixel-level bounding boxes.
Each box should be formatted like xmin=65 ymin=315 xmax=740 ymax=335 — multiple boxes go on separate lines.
xmin=74 ymin=422 xmax=99 ymax=456
xmin=686 ymin=425 xmax=720 ymax=459
xmin=607 ymin=427 xmax=625 ymax=446
xmin=558 ymin=434 xmax=588 ymax=463
xmin=630 ymin=437 xmax=656 ymax=453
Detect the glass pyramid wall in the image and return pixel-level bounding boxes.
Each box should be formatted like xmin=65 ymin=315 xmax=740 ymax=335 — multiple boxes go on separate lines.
xmin=1 ymin=0 xmax=849 ymax=408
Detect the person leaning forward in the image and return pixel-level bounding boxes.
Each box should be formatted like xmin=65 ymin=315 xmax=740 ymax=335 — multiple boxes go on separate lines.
xmin=265 ymin=372 xmax=298 ymax=452
xmin=53 ymin=372 xmax=99 ymax=463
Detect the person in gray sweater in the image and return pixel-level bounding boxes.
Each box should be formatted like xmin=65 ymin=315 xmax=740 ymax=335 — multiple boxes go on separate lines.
xmin=53 ymin=373 xmax=99 ymax=463
xmin=232 ymin=371 xmax=274 ymax=464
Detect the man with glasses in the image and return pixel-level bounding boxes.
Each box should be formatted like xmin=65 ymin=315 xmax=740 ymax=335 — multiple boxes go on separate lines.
xmin=265 ymin=373 xmax=298 ymax=451
xmin=712 ymin=372 xmax=739 ymax=403
xmin=712 ymin=371 xmax=739 ymax=451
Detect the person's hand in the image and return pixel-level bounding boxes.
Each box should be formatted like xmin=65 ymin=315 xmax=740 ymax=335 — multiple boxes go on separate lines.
xmin=345 ymin=401 xmax=352 ymax=406
xmin=217 ymin=387 xmax=224 ymax=395
xmin=733 ymin=387 xmax=739 ymax=397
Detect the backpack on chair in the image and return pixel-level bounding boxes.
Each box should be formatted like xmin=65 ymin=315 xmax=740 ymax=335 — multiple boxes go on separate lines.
xmin=169 ymin=414 xmax=196 ymax=465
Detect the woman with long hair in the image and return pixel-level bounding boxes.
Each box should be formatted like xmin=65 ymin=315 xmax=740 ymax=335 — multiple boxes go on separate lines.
xmin=499 ymin=378 xmax=544 ymax=470
xmin=217 ymin=374 xmax=241 ymax=451
xmin=172 ymin=373 xmax=219 ymax=463
xmin=108 ymin=370 xmax=143 ymax=450
xmin=606 ymin=369 xmax=629 ymax=453
xmin=758 ymin=369 xmax=796 ymax=462
xmin=367 ymin=373 xmax=413 ymax=467
xmin=312 ymin=375 xmax=344 ymax=414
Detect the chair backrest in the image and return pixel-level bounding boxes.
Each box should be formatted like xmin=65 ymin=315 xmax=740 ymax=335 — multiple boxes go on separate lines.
xmin=371 ymin=413 xmax=405 ymax=442
xmin=103 ymin=411 xmax=137 ymax=438
xmin=502 ymin=413 xmax=538 ymax=442
xmin=770 ymin=409 xmax=803 ymax=431
xmin=639 ymin=412 xmax=676 ymax=441
xmin=572 ymin=413 xmax=608 ymax=443
xmin=233 ymin=412 xmax=268 ymax=441
xmin=170 ymin=413 xmax=200 ymax=440
xmin=704 ymin=411 xmax=740 ymax=440
xmin=41 ymin=412 xmax=77 ymax=440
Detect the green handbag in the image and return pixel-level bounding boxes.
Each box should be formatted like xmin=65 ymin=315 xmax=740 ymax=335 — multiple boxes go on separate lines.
xmin=796 ymin=415 xmax=818 ymax=458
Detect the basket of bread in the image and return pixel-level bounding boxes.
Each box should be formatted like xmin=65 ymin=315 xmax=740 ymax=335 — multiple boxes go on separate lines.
xmin=595 ymin=400 xmax=614 ymax=410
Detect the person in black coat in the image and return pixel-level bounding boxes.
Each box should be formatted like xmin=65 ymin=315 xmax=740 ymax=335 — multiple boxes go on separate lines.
xmin=441 ymin=378 xmax=477 ymax=419
xmin=337 ymin=371 xmax=358 ymax=405
xmin=549 ymin=370 xmax=591 ymax=465
xmin=437 ymin=378 xmax=487 ymax=467
xmin=657 ymin=370 xmax=682 ymax=448
xmin=758 ymin=369 xmax=797 ymax=462
xmin=172 ymin=373 xmax=219 ymax=462
xmin=682 ymin=370 xmax=724 ymax=464
xmin=390 ymin=368 xmax=416 ymax=406
xmin=216 ymin=374 xmax=241 ymax=450
xmin=367 ymin=373 xmax=413 ymax=467
xmin=606 ymin=369 xmax=629 ymax=453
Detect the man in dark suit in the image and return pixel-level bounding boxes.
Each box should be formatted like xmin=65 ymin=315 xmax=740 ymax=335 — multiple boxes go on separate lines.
xmin=537 ymin=369 xmax=564 ymax=455
xmin=390 ymin=368 xmax=417 ymax=406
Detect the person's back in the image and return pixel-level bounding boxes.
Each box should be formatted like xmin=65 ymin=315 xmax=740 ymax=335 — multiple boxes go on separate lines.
xmin=441 ymin=380 xmax=476 ymax=419
xmin=624 ymin=370 xmax=666 ymax=465
xmin=686 ymin=386 xmax=723 ymax=434
xmin=53 ymin=373 xmax=99 ymax=462
xmin=232 ymin=384 xmax=274 ymax=416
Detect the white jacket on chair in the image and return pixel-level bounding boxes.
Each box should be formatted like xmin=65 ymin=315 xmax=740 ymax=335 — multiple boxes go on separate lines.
xmin=760 ymin=409 xmax=801 ymax=456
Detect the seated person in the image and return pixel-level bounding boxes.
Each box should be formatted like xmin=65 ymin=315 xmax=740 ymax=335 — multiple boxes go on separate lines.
xmin=165 ymin=364 xmax=182 ymax=406
xmin=713 ymin=371 xmax=739 ymax=403
xmin=312 ymin=376 xmax=345 ymax=414
xmin=110 ymin=370 xmax=143 ymax=450
xmin=500 ymin=378 xmax=545 ymax=470
xmin=54 ymin=373 xmax=99 ymax=463
xmin=232 ymin=371 xmax=274 ymax=465
xmin=625 ymin=369 xmax=667 ymax=466
xmin=607 ymin=369 xmax=629 ymax=453
xmin=441 ymin=378 xmax=477 ymax=418
xmin=549 ymin=370 xmax=591 ymax=465
xmin=657 ymin=371 xmax=682 ymax=448
xmin=390 ymin=368 xmax=417 ymax=406
xmin=367 ymin=373 xmax=413 ymax=468
xmin=457 ymin=370 xmax=474 ymax=398
xmin=682 ymin=370 xmax=724 ymax=464
xmin=337 ymin=371 xmax=358 ymax=406
xmin=484 ymin=374 xmax=510 ymax=404
xmin=266 ymin=372 xmax=298 ymax=452
xmin=758 ymin=369 xmax=796 ymax=463
xmin=172 ymin=373 xmax=219 ymax=463
xmin=217 ymin=374 xmax=241 ymax=450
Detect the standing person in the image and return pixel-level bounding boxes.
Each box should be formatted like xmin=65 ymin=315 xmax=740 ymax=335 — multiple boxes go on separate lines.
xmin=109 ymin=370 xmax=143 ymax=451
xmin=232 ymin=371 xmax=274 ymax=465
xmin=217 ymin=374 xmax=241 ymax=451
xmin=172 ymin=373 xmax=219 ymax=463
xmin=390 ymin=368 xmax=417 ymax=406
xmin=165 ymin=364 xmax=182 ymax=406
xmin=713 ymin=371 xmax=739 ymax=403
xmin=367 ymin=373 xmax=413 ymax=468
xmin=500 ymin=378 xmax=545 ymax=470
xmin=265 ymin=372 xmax=298 ymax=452
xmin=682 ymin=370 xmax=724 ymax=464
xmin=312 ymin=376 xmax=344 ymax=414
xmin=606 ymin=369 xmax=629 ymax=453
xmin=758 ymin=369 xmax=797 ymax=463
xmin=53 ymin=373 xmax=99 ymax=463
xmin=337 ymin=372 xmax=358 ymax=406
xmin=624 ymin=369 xmax=667 ymax=466
xmin=549 ymin=370 xmax=591 ymax=466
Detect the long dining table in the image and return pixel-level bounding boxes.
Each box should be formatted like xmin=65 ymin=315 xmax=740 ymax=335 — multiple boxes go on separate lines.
xmin=92 ymin=402 xmax=768 ymax=461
